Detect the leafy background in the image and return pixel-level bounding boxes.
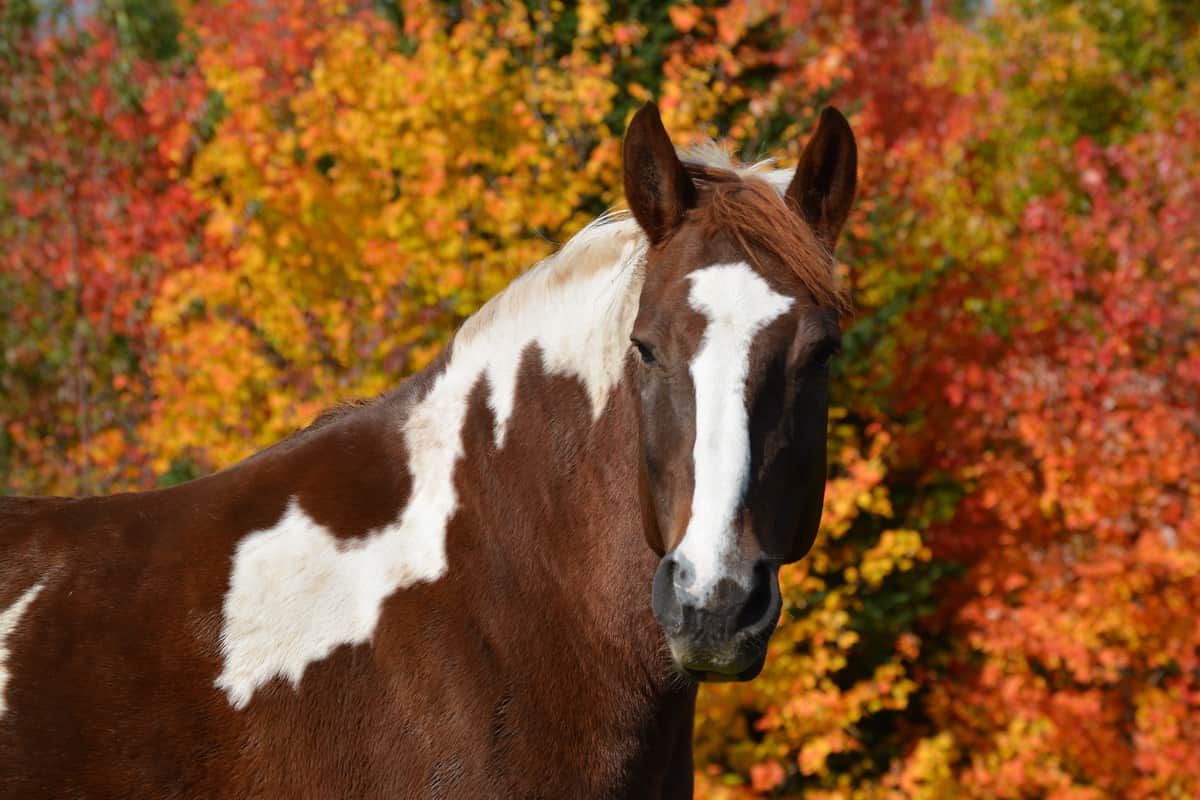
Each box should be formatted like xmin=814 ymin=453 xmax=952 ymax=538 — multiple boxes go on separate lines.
xmin=3 ymin=0 xmax=1199 ymax=795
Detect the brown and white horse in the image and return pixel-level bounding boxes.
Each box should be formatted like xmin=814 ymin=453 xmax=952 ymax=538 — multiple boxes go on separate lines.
xmin=0 ymin=103 xmax=856 ymax=798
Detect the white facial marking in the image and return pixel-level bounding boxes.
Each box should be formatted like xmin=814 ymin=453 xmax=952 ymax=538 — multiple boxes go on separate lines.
xmin=216 ymin=218 xmax=647 ymax=709
xmin=0 ymin=581 xmax=44 ymax=718
xmin=677 ymin=262 xmax=792 ymax=602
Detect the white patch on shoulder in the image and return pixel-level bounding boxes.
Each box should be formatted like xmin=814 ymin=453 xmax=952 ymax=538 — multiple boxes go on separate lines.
xmin=676 ymin=262 xmax=792 ymax=601
xmin=0 ymin=581 xmax=44 ymax=718
xmin=215 ymin=217 xmax=648 ymax=709
xmin=215 ymin=499 xmax=442 ymax=709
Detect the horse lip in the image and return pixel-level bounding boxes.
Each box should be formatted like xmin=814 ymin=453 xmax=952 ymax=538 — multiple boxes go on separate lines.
xmin=673 ymin=646 xmax=767 ymax=683
xmin=680 ymin=660 xmax=765 ymax=683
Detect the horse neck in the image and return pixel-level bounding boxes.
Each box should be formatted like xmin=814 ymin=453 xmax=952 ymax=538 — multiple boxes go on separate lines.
xmin=439 ymin=315 xmax=691 ymax=785
xmin=449 ymin=247 xmax=652 ymax=594
xmin=433 ymin=239 xmax=677 ymax=683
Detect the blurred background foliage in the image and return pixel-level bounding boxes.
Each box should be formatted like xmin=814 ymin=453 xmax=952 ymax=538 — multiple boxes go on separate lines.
xmin=2 ymin=0 xmax=1199 ymax=795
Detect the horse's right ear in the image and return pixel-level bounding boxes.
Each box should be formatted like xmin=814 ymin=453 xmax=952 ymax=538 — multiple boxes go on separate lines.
xmin=622 ymin=102 xmax=697 ymax=245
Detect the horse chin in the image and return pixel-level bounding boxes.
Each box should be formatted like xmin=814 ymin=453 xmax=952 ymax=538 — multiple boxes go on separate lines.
xmin=676 ymin=649 xmax=768 ymax=683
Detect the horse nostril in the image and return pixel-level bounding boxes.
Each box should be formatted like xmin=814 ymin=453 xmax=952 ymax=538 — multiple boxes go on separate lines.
xmin=736 ymin=562 xmax=775 ymax=633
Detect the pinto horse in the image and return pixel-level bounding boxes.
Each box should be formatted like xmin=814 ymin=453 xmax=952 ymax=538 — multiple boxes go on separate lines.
xmin=0 ymin=103 xmax=856 ymax=798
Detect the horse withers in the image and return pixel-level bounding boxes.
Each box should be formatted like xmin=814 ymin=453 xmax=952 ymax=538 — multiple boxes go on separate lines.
xmin=0 ymin=103 xmax=856 ymax=798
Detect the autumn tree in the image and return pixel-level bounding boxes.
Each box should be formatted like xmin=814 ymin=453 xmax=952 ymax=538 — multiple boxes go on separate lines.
xmin=0 ymin=0 xmax=209 ymax=493
xmin=4 ymin=1 xmax=1199 ymax=796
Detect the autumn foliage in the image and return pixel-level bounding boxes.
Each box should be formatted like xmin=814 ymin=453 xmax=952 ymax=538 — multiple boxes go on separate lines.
xmin=3 ymin=0 xmax=1199 ymax=795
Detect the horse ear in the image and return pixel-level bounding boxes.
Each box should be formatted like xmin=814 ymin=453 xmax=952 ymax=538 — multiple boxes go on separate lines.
xmin=622 ymin=102 xmax=697 ymax=244
xmin=786 ymin=107 xmax=858 ymax=250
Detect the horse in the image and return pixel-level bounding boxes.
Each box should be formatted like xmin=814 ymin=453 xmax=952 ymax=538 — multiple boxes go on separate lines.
xmin=0 ymin=102 xmax=856 ymax=798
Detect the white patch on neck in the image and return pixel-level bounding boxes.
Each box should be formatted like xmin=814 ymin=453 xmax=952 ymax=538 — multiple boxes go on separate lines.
xmin=215 ymin=217 xmax=647 ymax=709
xmin=676 ymin=263 xmax=792 ymax=601
xmin=0 ymin=581 xmax=44 ymax=718
xmin=452 ymin=217 xmax=647 ymax=445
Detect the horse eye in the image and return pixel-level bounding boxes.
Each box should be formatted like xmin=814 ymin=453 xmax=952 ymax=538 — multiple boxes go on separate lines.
xmin=631 ymin=338 xmax=657 ymax=366
xmin=811 ymin=338 xmax=842 ymax=369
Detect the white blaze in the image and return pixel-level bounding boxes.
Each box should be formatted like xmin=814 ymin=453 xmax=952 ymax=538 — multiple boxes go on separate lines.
xmin=0 ymin=581 xmax=44 ymax=718
xmin=677 ymin=263 xmax=792 ymax=600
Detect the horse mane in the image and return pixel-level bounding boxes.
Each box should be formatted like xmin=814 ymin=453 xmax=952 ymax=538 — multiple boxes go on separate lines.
xmin=302 ymin=398 xmax=376 ymax=432
xmin=228 ymin=398 xmax=378 ymax=465
xmin=451 ymin=209 xmax=646 ymax=353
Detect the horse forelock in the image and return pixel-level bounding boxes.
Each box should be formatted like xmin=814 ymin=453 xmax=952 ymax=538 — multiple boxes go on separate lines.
xmin=678 ymin=148 xmax=849 ymax=314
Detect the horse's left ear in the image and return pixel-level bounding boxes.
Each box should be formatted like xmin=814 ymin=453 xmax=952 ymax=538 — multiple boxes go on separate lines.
xmin=786 ymin=107 xmax=858 ymax=250
xmin=623 ymin=102 xmax=698 ymax=245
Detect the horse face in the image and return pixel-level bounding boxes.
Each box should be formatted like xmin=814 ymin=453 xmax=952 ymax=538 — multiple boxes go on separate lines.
xmin=622 ymin=103 xmax=856 ymax=681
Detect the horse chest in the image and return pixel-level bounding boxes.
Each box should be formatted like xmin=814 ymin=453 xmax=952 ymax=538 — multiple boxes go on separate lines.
xmin=211 ymin=614 xmax=692 ymax=798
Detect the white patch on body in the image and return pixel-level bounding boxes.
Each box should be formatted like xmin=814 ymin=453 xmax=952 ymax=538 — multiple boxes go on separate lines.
xmin=215 ymin=218 xmax=647 ymax=710
xmin=0 ymin=581 xmax=44 ymax=718
xmin=676 ymin=263 xmax=792 ymax=602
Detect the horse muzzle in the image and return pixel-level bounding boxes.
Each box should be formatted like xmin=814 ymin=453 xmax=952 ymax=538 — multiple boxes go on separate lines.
xmin=651 ymin=554 xmax=782 ymax=681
